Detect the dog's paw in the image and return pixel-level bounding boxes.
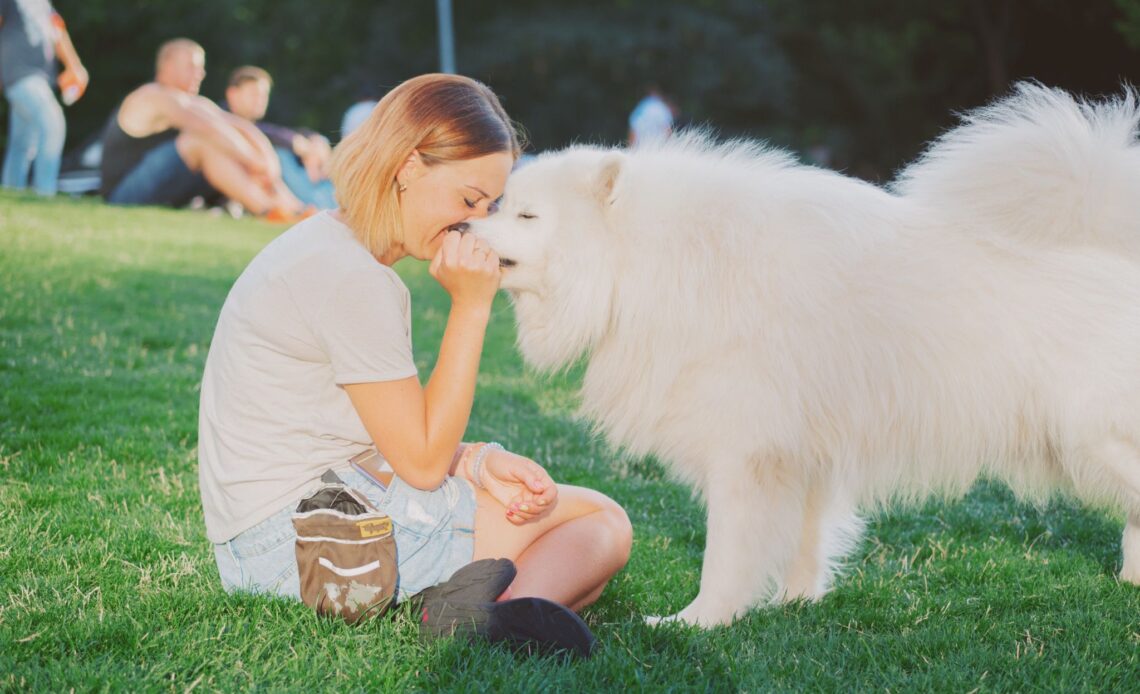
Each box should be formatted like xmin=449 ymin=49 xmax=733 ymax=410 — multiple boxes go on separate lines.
xmin=1121 ymin=520 xmax=1140 ymax=585
xmin=644 ymin=606 xmax=731 ymax=628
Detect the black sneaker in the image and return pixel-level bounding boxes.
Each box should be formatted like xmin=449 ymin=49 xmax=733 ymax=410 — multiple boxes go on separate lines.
xmin=422 ymin=595 xmax=596 ymax=659
xmin=484 ymin=597 xmax=597 ymax=658
xmin=411 ymin=560 xmax=596 ymax=659
xmin=413 ymin=558 xmax=518 ymax=633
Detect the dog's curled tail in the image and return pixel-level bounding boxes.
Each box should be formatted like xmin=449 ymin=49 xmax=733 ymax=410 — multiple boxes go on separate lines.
xmin=893 ymin=82 xmax=1140 ymax=255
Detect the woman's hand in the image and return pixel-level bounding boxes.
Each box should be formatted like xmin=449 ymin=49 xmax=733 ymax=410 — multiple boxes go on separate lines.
xmin=429 ymin=231 xmax=501 ymax=311
xmin=478 ymin=450 xmax=558 ymax=525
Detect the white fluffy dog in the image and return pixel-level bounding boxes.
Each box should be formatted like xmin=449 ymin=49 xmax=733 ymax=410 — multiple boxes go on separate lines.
xmin=471 ymin=84 xmax=1140 ymax=627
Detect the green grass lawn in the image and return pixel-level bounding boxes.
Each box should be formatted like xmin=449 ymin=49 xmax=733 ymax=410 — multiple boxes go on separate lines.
xmin=2 ymin=193 xmax=1138 ymax=692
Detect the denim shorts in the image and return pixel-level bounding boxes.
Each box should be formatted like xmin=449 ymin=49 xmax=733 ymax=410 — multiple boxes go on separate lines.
xmin=213 ymin=469 xmax=477 ymax=601
xmin=106 ymin=139 xmax=215 ymax=207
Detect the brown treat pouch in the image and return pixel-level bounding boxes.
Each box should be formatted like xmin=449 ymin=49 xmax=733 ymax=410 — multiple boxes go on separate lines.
xmin=292 ymin=471 xmax=397 ymax=623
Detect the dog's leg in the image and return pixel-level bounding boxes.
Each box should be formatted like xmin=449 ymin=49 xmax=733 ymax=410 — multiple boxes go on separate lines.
xmin=647 ymin=462 xmax=808 ymax=628
xmin=1123 ymin=514 xmax=1140 ymax=585
xmin=781 ymin=483 xmax=827 ymax=601
xmin=1083 ymin=435 xmax=1140 ymax=584
xmin=781 ymin=484 xmax=863 ymax=601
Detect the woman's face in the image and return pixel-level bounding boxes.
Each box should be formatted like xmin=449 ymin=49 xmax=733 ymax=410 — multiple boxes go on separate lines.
xmin=397 ymin=151 xmax=515 ymax=261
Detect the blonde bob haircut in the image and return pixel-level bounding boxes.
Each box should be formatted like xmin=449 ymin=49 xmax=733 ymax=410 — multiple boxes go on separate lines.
xmin=329 ymin=74 xmax=522 ymax=258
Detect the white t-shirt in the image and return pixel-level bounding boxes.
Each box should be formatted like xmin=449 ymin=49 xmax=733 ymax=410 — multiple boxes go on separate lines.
xmin=198 ymin=212 xmax=417 ymax=543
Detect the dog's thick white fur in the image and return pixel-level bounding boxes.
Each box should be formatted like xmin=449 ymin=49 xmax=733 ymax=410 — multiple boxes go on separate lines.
xmin=471 ymin=83 xmax=1140 ymax=627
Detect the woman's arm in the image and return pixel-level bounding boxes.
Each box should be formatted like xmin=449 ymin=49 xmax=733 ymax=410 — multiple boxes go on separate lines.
xmin=345 ymin=231 xmax=499 ymax=490
xmin=345 ymin=304 xmax=489 ymax=489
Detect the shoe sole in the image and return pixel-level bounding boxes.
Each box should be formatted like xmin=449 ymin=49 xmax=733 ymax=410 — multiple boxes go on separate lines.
xmin=486 ymin=597 xmax=596 ymax=659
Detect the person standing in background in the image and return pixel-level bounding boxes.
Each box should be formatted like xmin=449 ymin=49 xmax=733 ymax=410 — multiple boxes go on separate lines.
xmin=0 ymin=0 xmax=88 ymax=195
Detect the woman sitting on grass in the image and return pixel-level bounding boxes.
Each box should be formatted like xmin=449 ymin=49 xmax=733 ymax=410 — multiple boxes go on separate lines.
xmin=196 ymin=74 xmax=632 ymax=649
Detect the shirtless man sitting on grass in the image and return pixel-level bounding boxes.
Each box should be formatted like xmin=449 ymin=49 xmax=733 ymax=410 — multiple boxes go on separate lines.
xmin=99 ymin=38 xmax=308 ymax=222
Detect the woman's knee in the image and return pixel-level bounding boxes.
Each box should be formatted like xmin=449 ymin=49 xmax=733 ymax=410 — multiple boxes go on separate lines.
xmin=585 ymin=491 xmax=633 ymax=569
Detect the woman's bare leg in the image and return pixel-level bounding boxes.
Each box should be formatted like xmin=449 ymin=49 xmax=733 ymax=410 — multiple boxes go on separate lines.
xmin=472 ymin=483 xmax=632 ymax=611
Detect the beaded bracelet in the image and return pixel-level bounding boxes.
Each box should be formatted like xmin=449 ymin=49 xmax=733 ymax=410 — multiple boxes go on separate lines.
xmin=470 ymin=442 xmax=503 ymax=490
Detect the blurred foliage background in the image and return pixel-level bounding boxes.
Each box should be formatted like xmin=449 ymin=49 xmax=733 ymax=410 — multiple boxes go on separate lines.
xmin=10 ymin=0 xmax=1140 ymax=180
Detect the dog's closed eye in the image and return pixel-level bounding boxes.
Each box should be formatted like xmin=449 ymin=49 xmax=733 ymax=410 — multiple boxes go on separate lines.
xmin=518 ymin=212 xmax=537 ymax=220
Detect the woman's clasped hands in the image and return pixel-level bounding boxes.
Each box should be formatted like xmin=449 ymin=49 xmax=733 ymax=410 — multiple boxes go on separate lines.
xmin=471 ymin=446 xmax=558 ymax=525
xmin=429 ymin=229 xmax=501 ymax=309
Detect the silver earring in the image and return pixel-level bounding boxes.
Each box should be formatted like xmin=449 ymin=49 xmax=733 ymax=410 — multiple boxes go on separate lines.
xmin=397 ymin=181 xmax=407 ymax=193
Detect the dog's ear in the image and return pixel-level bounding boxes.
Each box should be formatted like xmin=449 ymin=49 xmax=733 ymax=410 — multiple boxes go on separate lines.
xmin=594 ymin=151 xmax=625 ymax=205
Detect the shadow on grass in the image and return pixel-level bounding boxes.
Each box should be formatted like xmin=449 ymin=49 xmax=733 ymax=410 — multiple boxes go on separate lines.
xmin=868 ymin=479 xmax=1126 ymax=578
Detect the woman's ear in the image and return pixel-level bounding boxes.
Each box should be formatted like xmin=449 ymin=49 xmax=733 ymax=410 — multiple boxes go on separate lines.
xmin=397 ymin=149 xmax=424 ymax=188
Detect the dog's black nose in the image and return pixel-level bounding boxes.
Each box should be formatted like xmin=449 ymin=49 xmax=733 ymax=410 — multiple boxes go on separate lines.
xmin=448 ymin=222 xmax=470 ymax=234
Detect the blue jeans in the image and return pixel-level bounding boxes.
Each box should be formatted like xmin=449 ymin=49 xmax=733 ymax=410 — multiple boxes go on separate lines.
xmin=276 ymin=147 xmax=336 ymax=209
xmin=105 ymin=139 xmax=214 ymax=207
xmin=2 ymin=75 xmax=65 ymax=196
xmin=213 ymin=469 xmax=476 ymax=601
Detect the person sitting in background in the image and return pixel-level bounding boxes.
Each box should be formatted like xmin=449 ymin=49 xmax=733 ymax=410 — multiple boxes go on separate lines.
xmin=224 ymin=66 xmax=335 ymax=210
xmin=99 ymin=38 xmax=308 ymax=221
xmin=1 ymin=0 xmax=88 ymax=196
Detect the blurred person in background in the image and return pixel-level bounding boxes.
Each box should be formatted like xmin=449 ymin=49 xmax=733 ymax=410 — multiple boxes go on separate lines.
xmin=339 ymin=83 xmax=378 ymax=140
xmin=224 ymin=65 xmax=336 ymax=210
xmin=99 ymin=38 xmax=309 ymax=221
xmin=0 ymin=0 xmax=88 ymax=196
xmin=627 ymin=85 xmax=674 ymax=148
